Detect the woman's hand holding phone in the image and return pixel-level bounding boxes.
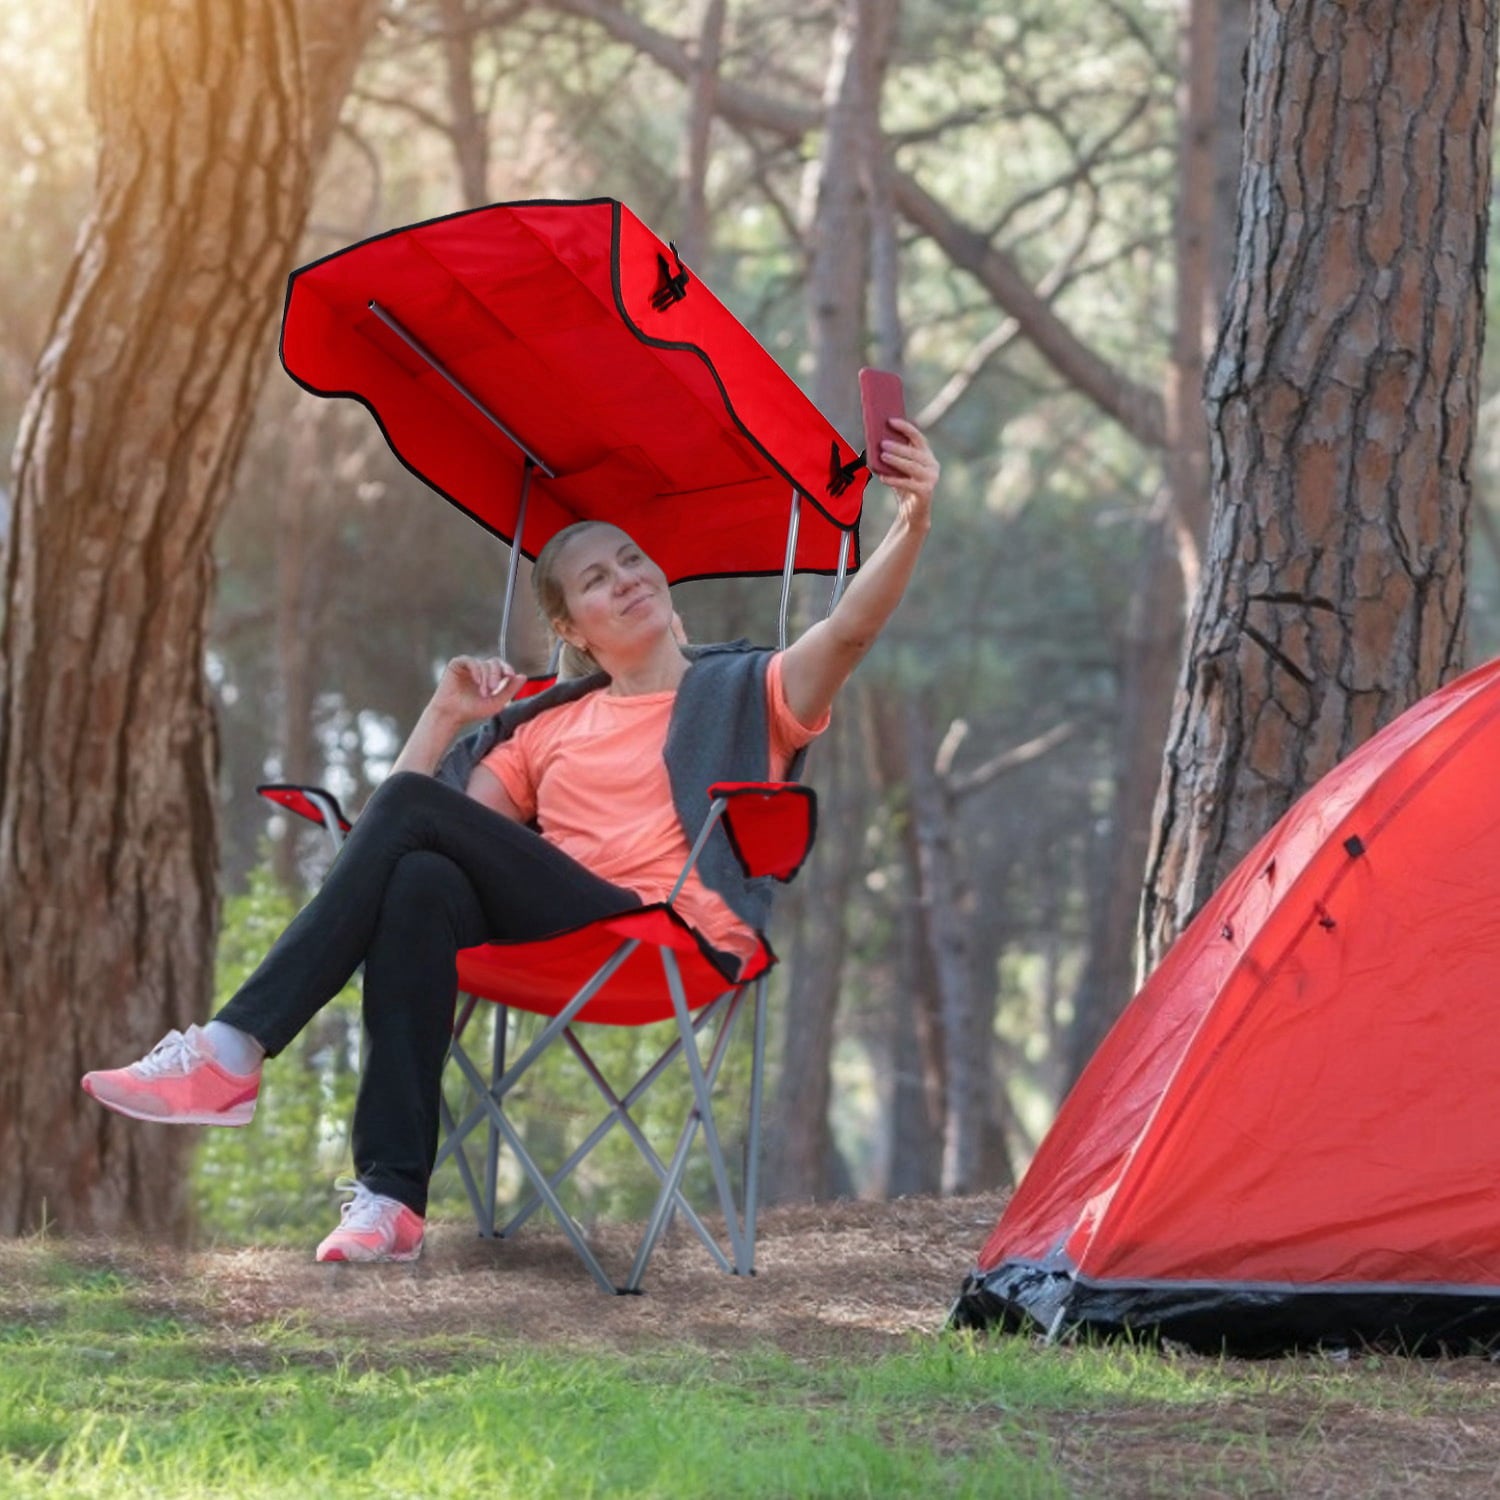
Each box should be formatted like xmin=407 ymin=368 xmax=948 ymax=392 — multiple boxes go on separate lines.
xmin=860 ymin=368 xmax=938 ymax=531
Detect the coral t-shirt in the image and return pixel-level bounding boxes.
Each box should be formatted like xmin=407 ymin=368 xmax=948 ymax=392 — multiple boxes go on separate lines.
xmin=479 ymin=653 xmax=828 ymax=970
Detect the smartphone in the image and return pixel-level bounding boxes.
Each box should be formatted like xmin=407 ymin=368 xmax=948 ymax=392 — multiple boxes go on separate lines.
xmin=859 ymin=368 xmax=906 ymax=476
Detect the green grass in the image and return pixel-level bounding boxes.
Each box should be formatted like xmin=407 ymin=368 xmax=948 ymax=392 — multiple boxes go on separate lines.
xmin=0 ymin=1253 xmax=1064 ymax=1500
xmin=5 ymin=1247 xmax=1500 ymax=1499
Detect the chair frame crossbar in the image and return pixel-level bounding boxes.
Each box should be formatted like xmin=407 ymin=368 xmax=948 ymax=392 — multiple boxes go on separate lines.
xmin=440 ymin=967 xmax=768 ymax=1292
xmin=433 ymin=796 xmax=773 ymax=1292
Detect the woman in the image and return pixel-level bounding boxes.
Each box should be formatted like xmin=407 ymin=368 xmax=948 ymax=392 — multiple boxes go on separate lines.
xmin=83 ymin=419 xmax=939 ymax=1262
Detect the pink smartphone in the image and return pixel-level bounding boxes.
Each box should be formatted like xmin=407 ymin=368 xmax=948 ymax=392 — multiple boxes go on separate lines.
xmin=859 ymin=368 xmax=906 ymax=476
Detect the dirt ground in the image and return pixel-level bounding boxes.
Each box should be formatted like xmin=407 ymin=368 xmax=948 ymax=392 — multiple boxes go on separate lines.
xmin=187 ymin=1193 xmax=1000 ymax=1357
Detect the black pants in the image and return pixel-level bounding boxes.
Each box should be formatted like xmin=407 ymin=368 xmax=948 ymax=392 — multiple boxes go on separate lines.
xmin=215 ymin=771 xmax=642 ymax=1215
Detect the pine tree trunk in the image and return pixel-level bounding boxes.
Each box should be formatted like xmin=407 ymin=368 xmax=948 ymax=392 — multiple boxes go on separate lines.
xmin=765 ymin=0 xmax=894 ymax=1201
xmin=1140 ymin=0 xmax=1498 ymax=970
xmin=0 ymin=0 xmax=374 ymax=1236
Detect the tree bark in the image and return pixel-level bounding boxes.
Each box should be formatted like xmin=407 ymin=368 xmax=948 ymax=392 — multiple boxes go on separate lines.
xmin=677 ymin=0 xmax=727 ymax=268
xmin=438 ymin=0 xmax=492 ymax=206
xmin=1141 ymin=0 xmax=1498 ymax=970
xmin=766 ymin=713 xmax=860 ymax=1201
xmin=762 ymin=0 xmax=895 ymax=1202
xmin=538 ymin=0 xmax=1168 ymax=452
xmin=0 ymin=0 xmax=376 ymax=1236
xmin=902 ymin=700 xmax=990 ymax=1195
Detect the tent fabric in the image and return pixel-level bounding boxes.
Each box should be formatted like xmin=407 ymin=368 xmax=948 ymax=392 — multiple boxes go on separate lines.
xmin=953 ymin=657 xmax=1500 ymax=1353
xmin=279 ymin=197 xmax=865 ymax=584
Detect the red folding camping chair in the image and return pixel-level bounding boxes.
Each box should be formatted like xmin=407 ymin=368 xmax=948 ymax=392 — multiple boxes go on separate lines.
xmin=262 ymin=198 xmax=867 ymax=1291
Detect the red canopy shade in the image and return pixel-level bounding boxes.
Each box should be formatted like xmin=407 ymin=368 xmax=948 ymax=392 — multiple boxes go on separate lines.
xmin=279 ymin=198 xmax=866 ymax=583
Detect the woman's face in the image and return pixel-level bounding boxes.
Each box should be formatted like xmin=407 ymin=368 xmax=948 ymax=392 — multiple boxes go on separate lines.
xmin=552 ymin=526 xmax=673 ymax=661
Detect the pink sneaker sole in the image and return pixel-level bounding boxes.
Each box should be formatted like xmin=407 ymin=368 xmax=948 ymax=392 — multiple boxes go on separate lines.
xmin=80 ymin=1075 xmax=257 ymax=1127
xmin=317 ymin=1242 xmax=424 ymax=1264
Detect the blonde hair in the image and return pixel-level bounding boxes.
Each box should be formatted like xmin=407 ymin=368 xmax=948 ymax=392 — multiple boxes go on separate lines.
xmin=533 ymin=520 xmax=615 ymax=679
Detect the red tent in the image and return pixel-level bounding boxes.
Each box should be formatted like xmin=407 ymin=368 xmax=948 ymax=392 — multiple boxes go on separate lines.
xmin=953 ymin=658 xmax=1500 ymax=1353
xmin=278 ymin=197 xmax=864 ymax=586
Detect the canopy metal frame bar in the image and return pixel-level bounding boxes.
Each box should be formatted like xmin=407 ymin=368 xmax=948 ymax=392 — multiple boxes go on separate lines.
xmin=366 ymin=300 xmax=858 ymax=660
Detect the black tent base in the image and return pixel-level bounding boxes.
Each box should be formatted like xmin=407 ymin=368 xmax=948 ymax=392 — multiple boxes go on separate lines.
xmin=951 ymin=1261 xmax=1500 ymax=1357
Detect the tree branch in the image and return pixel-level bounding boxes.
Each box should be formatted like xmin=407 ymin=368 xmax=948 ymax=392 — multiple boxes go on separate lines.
xmin=531 ymin=0 xmax=1167 ymax=452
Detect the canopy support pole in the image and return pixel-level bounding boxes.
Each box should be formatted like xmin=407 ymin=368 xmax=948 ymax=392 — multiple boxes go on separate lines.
xmin=778 ymin=489 xmax=801 ymax=651
xmin=499 ymin=459 xmax=533 ymax=659
xmin=827 ymin=529 xmax=852 ymax=617
xmin=367 ymin=301 xmax=556 ymax=477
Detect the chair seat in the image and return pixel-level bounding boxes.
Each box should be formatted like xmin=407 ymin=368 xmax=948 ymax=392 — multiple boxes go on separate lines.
xmin=453 ymin=902 xmax=773 ymax=1025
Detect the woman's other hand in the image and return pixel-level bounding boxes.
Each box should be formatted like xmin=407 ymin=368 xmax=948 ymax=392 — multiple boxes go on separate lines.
xmin=432 ymin=655 xmax=525 ymax=725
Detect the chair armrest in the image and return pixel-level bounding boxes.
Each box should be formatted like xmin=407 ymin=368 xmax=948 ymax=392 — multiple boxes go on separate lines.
xmin=256 ymin=783 xmax=352 ymax=835
xmin=706 ymin=781 xmax=817 ymax=883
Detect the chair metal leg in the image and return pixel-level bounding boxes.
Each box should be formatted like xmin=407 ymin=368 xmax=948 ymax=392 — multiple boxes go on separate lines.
xmin=660 ymin=949 xmax=749 ymax=1271
xmin=438 ymin=1084 xmax=490 ymax=1235
xmin=437 ymin=939 xmax=640 ymax=1167
xmin=626 ymin=969 xmax=752 ymax=1290
xmin=484 ymin=1005 xmax=507 ymax=1235
xmin=449 ymin=1043 xmax=618 ymax=1294
xmin=498 ymin=998 xmax=743 ymax=1272
xmin=743 ymin=975 xmax=769 ymax=1272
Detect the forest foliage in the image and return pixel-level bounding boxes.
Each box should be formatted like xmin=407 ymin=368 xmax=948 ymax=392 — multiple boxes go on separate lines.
xmin=4 ymin=0 xmax=1500 ymax=1222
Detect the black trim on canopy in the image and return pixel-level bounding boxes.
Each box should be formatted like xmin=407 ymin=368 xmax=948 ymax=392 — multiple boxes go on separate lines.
xmin=950 ymin=1259 xmax=1500 ymax=1356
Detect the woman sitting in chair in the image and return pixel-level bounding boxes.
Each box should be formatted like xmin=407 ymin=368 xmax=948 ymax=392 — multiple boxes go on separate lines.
xmin=83 ymin=420 xmax=939 ymax=1263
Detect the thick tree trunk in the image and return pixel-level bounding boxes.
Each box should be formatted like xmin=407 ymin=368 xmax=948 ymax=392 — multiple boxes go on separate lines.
xmin=0 ymin=0 xmax=375 ymax=1236
xmin=1141 ymin=0 xmax=1498 ymax=969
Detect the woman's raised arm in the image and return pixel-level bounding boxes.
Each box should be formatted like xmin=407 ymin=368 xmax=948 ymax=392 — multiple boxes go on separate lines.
xmin=779 ymin=418 xmax=939 ymax=727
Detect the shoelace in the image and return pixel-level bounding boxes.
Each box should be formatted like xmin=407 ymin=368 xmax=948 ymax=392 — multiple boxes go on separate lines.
xmin=130 ymin=1029 xmax=203 ymax=1080
xmin=332 ymin=1177 xmax=398 ymax=1234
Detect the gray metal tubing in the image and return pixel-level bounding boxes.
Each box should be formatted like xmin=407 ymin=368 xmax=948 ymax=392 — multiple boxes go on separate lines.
xmin=663 ymin=950 xmax=747 ymax=1269
xmin=437 ymin=939 xmax=640 ymax=1159
xmin=623 ymin=978 xmax=749 ymax=1289
xmin=828 ymin=528 xmax=852 ymax=615
xmin=450 ymin=1045 xmax=617 ymax=1294
xmin=503 ymin=998 xmax=741 ymax=1271
xmin=668 ymin=800 xmax=727 ymax=903
xmin=743 ymin=974 xmax=769 ymax=1269
xmin=453 ymin=993 xmax=480 ymax=1042
xmin=438 ymin=1088 xmax=491 ymax=1235
xmin=501 ymin=996 xmax=724 ymax=1234
xmin=304 ymin=791 xmax=346 ymax=855
xmin=777 ymin=489 xmax=801 ymax=651
xmin=514 ymin=1026 xmax=734 ymax=1272
xmin=484 ymin=1005 xmax=508 ymax=1236
xmin=498 ymin=460 xmax=533 ymax=660
xmin=366 ymin=301 xmax=556 ymax=477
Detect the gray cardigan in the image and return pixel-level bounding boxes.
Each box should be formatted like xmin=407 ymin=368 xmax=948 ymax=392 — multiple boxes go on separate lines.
xmin=436 ymin=641 xmax=805 ymax=937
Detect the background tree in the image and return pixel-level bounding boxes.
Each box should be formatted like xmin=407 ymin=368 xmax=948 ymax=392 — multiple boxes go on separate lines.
xmin=1141 ymin=0 xmax=1500 ymax=968
xmin=0 ymin=0 xmax=377 ymax=1236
